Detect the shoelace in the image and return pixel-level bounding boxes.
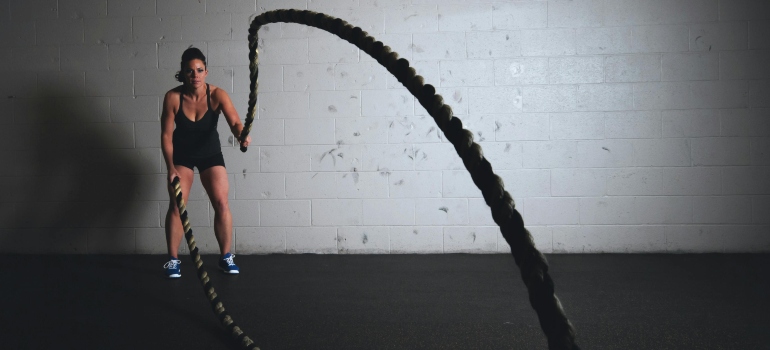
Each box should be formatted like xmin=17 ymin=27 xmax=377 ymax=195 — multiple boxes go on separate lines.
xmin=223 ymin=255 xmax=235 ymax=266
xmin=164 ymin=260 xmax=180 ymax=269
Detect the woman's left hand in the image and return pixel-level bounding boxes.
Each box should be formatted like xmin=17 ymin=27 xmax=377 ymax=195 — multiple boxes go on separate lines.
xmin=240 ymin=135 xmax=251 ymax=148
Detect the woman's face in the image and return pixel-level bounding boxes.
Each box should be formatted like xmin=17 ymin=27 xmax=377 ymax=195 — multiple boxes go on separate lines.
xmin=182 ymin=59 xmax=207 ymax=88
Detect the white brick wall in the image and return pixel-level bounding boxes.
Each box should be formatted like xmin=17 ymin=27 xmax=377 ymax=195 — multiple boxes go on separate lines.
xmin=2 ymin=0 xmax=769 ymax=254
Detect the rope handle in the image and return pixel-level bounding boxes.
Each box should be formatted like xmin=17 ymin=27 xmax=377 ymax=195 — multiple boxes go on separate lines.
xmin=239 ymin=134 xmax=247 ymax=152
xmin=238 ymin=113 xmax=251 ymax=153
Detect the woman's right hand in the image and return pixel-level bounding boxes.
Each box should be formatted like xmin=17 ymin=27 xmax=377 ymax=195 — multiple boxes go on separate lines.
xmin=168 ymin=169 xmax=180 ymax=185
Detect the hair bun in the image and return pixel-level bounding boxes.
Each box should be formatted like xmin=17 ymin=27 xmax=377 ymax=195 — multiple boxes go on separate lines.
xmin=182 ymin=47 xmax=206 ymax=65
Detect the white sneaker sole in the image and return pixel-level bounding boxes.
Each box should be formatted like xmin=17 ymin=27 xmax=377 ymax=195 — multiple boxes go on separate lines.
xmin=167 ymin=273 xmax=181 ymax=278
xmin=221 ymin=268 xmax=239 ymax=274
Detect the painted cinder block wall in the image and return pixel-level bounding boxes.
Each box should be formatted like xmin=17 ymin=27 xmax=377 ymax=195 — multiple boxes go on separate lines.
xmin=0 ymin=0 xmax=769 ymax=254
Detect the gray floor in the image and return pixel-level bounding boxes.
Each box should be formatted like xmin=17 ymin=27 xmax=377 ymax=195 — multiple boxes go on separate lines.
xmin=1 ymin=254 xmax=768 ymax=349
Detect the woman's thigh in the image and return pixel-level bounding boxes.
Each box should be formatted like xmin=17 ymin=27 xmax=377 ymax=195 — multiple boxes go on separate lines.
xmin=199 ymin=165 xmax=229 ymax=207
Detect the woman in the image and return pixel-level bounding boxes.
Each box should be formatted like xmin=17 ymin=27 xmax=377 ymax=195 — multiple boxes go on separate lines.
xmin=160 ymin=47 xmax=251 ymax=278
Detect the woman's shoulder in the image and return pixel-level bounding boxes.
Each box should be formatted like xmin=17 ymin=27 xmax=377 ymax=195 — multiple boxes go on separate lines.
xmin=208 ymin=84 xmax=228 ymax=95
xmin=208 ymin=84 xmax=232 ymax=102
xmin=165 ymin=85 xmax=185 ymax=99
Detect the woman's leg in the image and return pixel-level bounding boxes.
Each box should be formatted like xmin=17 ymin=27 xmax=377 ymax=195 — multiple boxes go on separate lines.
xmin=200 ymin=165 xmax=232 ymax=256
xmin=165 ymin=165 xmax=195 ymax=258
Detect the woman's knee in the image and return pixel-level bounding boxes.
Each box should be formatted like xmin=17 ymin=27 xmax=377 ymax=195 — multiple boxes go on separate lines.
xmin=211 ymin=199 xmax=230 ymax=214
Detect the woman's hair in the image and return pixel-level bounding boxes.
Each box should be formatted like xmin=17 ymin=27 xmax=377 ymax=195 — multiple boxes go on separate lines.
xmin=174 ymin=47 xmax=207 ymax=82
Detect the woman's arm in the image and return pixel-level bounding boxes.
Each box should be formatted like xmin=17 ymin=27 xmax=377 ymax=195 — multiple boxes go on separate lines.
xmin=214 ymin=87 xmax=251 ymax=148
xmin=161 ymin=90 xmax=178 ymax=182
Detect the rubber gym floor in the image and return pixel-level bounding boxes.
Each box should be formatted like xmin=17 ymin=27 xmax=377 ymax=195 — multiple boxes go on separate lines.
xmin=1 ymin=253 xmax=768 ymax=349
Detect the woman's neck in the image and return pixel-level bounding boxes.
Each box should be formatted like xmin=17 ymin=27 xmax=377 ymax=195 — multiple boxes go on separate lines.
xmin=182 ymin=84 xmax=206 ymax=99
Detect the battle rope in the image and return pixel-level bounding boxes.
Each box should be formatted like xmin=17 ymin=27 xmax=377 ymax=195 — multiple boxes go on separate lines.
xmin=238 ymin=10 xmax=580 ymax=350
xmin=170 ymin=177 xmax=259 ymax=350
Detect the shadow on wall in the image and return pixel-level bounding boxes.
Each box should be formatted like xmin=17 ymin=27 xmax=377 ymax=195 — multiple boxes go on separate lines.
xmin=0 ymin=87 xmax=153 ymax=254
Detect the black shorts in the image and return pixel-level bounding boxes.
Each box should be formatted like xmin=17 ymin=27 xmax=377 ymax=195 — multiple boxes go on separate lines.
xmin=174 ymin=152 xmax=226 ymax=172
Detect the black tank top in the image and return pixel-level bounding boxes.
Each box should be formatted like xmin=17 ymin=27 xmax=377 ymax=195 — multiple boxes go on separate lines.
xmin=172 ymin=84 xmax=221 ymax=158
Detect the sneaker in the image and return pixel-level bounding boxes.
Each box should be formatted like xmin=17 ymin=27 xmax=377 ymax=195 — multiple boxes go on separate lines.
xmin=219 ymin=253 xmax=240 ymax=274
xmin=164 ymin=257 xmax=181 ymax=278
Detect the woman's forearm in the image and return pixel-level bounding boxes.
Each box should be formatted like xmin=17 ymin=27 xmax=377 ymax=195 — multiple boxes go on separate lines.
xmin=230 ymin=122 xmax=243 ymax=139
xmin=230 ymin=123 xmax=247 ymax=146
